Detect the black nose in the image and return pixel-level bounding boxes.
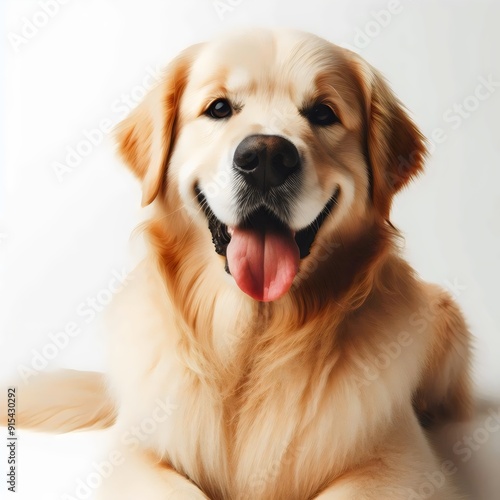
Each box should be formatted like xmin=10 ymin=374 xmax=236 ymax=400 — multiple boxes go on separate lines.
xmin=233 ymin=135 xmax=301 ymax=190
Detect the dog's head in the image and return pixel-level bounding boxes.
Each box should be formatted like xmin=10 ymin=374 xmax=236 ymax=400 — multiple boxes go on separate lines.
xmin=117 ymin=29 xmax=425 ymax=303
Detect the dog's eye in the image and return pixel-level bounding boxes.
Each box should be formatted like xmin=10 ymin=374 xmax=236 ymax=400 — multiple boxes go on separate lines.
xmin=307 ymin=104 xmax=339 ymax=126
xmin=206 ymin=99 xmax=233 ymax=119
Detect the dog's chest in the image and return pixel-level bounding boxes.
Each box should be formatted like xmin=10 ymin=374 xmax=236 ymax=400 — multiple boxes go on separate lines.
xmin=148 ymin=354 xmax=371 ymax=500
xmin=112 ymin=266 xmax=418 ymax=498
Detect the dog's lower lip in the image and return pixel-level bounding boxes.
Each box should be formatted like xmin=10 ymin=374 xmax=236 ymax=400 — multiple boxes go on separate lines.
xmin=195 ymin=185 xmax=339 ymax=261
xmin=227 ymin=225 xmax=294 ymax=237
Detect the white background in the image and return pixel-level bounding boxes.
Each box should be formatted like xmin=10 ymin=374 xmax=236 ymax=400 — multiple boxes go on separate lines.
xmin=1 ymin=0 xmax=500 ymax=499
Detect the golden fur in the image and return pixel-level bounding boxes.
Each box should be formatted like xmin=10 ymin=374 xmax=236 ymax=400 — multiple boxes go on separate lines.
xmin=3 ymin=29 xmax=472 ymax=499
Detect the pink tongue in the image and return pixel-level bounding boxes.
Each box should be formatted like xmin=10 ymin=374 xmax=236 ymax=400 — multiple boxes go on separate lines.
xmin=227 ymin=225 xmax=299 ymax=302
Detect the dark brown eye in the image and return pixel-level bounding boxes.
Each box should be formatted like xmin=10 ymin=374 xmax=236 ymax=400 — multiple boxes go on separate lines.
xmin=307 ymin=104 xmax=339 ymax=126
xmin=206 ymin=99 xmax=232 ymax=119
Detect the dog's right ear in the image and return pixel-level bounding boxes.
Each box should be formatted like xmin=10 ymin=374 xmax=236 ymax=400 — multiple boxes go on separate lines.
xmin=115 ymin=44 xmax=202 ymax=206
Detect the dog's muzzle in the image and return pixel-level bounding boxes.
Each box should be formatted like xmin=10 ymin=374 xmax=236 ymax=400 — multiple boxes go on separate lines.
xmin=195 ymin=134 xmax=339 ymax=302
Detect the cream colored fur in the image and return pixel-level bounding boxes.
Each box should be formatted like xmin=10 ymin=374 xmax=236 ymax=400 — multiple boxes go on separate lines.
xmin=2 ymin=29 xmax=473 ymax=499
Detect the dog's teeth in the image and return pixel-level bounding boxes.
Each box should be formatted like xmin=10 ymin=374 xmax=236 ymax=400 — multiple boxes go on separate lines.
xmin=228 ymin=227 xmax=234 ymax=236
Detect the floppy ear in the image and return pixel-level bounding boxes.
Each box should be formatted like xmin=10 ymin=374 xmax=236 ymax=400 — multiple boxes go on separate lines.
xmin=115 ymin=45 xmax=201 ymax=206
xmin=364 ymin=69 xmax=427 ymax=217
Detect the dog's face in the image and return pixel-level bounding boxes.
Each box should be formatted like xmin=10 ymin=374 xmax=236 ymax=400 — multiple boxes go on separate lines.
xmin=117 ymin=29 xmax=425 ymax=302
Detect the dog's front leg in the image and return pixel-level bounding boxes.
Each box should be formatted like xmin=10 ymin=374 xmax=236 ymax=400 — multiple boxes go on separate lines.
xmin=312 ymin=463 xmax=462 ymax=500
xmin=96 ymin=444 xmax=209 ymax=500
xmin=312 ymin=412 xmax=463 ymax=500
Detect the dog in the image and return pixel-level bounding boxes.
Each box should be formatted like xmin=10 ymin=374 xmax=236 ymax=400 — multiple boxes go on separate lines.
xmin=6 ymin=28 xmax=473 ymax=499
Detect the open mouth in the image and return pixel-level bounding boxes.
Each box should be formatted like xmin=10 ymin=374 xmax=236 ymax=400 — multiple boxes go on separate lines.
xmin=195 ymin=186 xmax=339 ymax=301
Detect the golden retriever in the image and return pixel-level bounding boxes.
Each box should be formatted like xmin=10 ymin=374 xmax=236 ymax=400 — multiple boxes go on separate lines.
xmin=7 ymin=28 xmax=473 ymax=499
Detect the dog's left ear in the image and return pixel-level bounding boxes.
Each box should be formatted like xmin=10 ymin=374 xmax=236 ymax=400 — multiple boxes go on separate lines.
xmin=359 ymin=65 xmax=427 ymax=217
xmin=115 ymin=44 xmax=201 ymax=206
